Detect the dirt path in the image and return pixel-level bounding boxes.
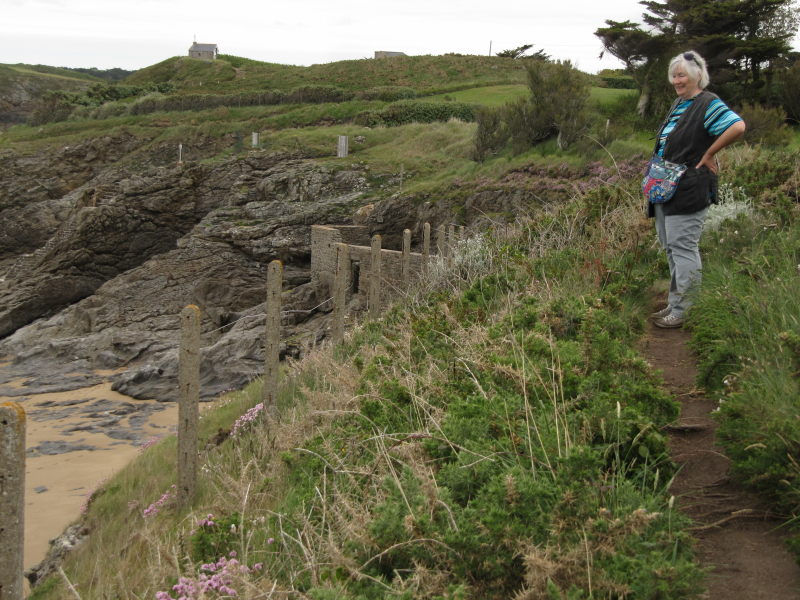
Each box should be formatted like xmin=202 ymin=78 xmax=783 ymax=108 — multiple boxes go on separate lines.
xmin=639 ymin=318 xmax=800 ymax=599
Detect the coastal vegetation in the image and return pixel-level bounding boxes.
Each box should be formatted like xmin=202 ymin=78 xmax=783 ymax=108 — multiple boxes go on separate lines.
xmin=1 ymin=34 xmax=798 ymax=598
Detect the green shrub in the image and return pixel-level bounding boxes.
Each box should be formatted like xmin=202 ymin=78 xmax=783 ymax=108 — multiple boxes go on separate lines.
xmin=505 ymin=60 xmax=591 ymax=152
xmin=738 ymin=102 xmax=791 ymax=146
xmin=472 ymin=106 xmax=509 ymax=161
xmin=779 ymin=62 xmax=800 ymax=123
xmin=189 ymin=512 xmax=242 ymax=563
xmin=356 ymin=86 xmax=416 ymax=101
xmin=285 ymin=85 xmax=353 ymax=104
xmin=355 ymin=100 xmax=475 ymax=127
xmin=600 ymin=75 xmax=637 ymax=89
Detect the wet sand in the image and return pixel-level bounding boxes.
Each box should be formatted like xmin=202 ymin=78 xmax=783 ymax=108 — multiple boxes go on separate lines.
xmin=0 ymin=375 xmax=178 ymax=572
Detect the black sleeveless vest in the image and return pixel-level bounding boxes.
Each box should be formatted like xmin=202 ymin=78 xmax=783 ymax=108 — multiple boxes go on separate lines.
xmin=648 ymin=90 xmax=719 ymax=217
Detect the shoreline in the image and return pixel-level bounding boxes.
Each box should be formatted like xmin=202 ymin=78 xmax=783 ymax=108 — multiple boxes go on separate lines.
xmin=0 ymin=375 xmax=179 ymax=573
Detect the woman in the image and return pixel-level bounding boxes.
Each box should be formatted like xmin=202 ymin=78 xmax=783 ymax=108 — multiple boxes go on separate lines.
xmin=649 ymin=51 xmax=746 ymax=328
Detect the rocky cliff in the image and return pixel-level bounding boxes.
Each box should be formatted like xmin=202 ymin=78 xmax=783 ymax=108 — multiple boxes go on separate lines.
xmin=0 ymin=142 xmax=371 ymax=401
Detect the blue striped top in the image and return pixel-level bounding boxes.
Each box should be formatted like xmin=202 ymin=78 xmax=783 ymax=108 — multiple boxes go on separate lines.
xmin=657 ymin=97 xmax=742 ymax=157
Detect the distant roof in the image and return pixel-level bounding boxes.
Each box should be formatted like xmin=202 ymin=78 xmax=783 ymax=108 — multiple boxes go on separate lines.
xmin=189 ymin=43 xmax=218 ymax=52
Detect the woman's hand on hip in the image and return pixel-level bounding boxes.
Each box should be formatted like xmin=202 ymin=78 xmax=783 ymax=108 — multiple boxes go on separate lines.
xmin=695 ymin=154 xmax=718 ymax=174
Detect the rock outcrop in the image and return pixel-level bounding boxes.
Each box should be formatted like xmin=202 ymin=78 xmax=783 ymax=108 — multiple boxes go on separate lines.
xmin=0 ymin=151 xmax=370 ymax=401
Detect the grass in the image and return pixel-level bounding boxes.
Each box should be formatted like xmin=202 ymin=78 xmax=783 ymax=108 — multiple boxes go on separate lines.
xmin=7 ymin=63 xmax=104 ymax=81
xmin=29 ymin=171 xmax=706 ymax=599
xmin=425 ymin=84 xmax=529 ymax=107
xmin=686 ymin=146 xmax=800 ymax=542
xmin=125 ymin=54 xmax=528 ymax=96
xmin=589 ymin=86 xmax=637 ymax=107
xmin=0 ymin=64 xmax=92 ymax=100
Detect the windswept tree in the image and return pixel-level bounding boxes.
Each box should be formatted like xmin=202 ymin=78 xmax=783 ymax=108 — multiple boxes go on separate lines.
xmin=596 ymin=0 xmax=799 ymax=115
xmin=496 ymin=44 xmax=551 ymax=60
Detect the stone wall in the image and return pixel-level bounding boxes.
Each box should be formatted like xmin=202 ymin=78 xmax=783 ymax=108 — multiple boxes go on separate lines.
xmin=311 ymin=224 xmax=426 ymax=307
xmin=310 ymin=225 xmax=370 ymax=288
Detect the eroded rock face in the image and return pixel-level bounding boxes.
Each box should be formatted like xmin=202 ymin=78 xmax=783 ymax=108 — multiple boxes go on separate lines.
xmin=0 ymin=135 xmax=145 ymax=214
xmin=0 ymin=152 xmax=367 ymax=401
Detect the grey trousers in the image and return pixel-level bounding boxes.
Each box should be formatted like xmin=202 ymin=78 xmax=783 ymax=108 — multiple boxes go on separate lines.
xmin=653 ymin=204 xmax=708 ymax=317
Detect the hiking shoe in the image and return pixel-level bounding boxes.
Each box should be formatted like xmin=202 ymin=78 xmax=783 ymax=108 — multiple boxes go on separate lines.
xmin=654 ymin=313 xmax=685 ymax=329
xmin=650 ymin=306 xmax=672 ymax=319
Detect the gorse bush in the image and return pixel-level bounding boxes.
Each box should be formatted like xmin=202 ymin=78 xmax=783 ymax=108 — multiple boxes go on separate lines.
xmin=738 ymin=102 xmax=791 ymax=146
xmin=471 ymin=106 xmax=508 ymax=161
xmin=524 ymin=60 xmax=591 ymax=150
xmin=31 ymin=84 xmax=359 ymax=124
xmin=600 ymin=75 xmax=638 ymax=89
xmin=355 ymin=86 xmax=417 ymax=101
xmin=29 ymin=82 xmax=177 ymax=124
xmin=355 ymin=100 xmax=475 ymax=127
xmin=472 ymin=60 xmax=591 ymax=158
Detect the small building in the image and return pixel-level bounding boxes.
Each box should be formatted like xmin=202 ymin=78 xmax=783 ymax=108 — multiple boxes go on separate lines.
xmin=188 ymin=43 xmax=218 ymax=60
xmin=374 ymin=51 xmax=407 ymax=59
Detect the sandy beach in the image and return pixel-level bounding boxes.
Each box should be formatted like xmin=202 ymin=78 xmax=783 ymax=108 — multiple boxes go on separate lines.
xmin=0 ymin=373 xmax=179 ymax=573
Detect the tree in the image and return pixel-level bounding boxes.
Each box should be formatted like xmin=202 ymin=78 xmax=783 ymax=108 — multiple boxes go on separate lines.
xmin=505 ymin=61 xmax=591 ymax=151
xmin=496 ymin=44 xmax=550 ymax=60
xmin=595 ymin=19 xmax=675 ymax=116
xmin=596 ymin=0 xmax=799 ymax=114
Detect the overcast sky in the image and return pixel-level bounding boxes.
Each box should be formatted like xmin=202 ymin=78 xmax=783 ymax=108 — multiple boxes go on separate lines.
xmin=3 ymin=0 xmax=798 ymax=74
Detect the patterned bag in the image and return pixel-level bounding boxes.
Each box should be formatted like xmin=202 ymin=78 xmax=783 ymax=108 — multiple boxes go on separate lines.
xmin=642 ymin=156 xmax=688 ymax=204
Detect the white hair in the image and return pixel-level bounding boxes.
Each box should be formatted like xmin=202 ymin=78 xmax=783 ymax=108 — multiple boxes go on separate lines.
xmin=668 ymin=50 xmax=710 ymax=89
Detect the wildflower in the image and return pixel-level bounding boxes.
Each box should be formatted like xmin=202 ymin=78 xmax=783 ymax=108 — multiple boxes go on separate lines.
xmin=143 ymin=485 xmax=177 ymax=518
xmin=230 ymin=403 xmax=264 ymax=437
xmin=197 ymin=514 xmax=216 ymax=528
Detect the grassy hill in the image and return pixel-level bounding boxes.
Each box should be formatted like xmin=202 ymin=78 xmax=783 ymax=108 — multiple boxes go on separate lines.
xmin=5 ymin=64 xmax=105 ymax=82
xmin=0 ymin=63 xmax=98 ymax=96
xmin=0 ymin=64 xmax=100 ymax=125
xmin=125 ymin=54 xmax=529 ymax=94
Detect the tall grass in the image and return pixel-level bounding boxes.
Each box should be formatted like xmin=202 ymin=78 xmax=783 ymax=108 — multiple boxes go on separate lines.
xmin=689 ymin=147 xmax=800 ymax=541
xmin=30 ymin=176 xmax=703 ymax=599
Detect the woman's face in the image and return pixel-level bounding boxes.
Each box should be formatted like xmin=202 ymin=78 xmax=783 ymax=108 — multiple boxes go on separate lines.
xmin=672 ymin=66 xmax=700 ymax=99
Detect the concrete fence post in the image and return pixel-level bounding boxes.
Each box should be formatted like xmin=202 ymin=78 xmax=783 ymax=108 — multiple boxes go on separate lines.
xmin=263 ymin=261 xmax=282 ymax=418
xmin=436 ymin=225 xmax=446 ymax=258
xmin=0 ymin=402 xmax=25 ymax=600
xmin=333 ymin=243 xmax=349 ymax=343
xmin=369 ymin=235 xmax=382 ymax=318
xmin=178 ymin=143 xmax=183 ymax=164
xmin=178 ymin=305 xmax=201 ymax=508
xmin=401 ymin=229 xmax=411 ymax=287
xmin=337 ymin=135 xmax=349 ymax=158
xmin=251 ymin=132 xmax=260 ymax=148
